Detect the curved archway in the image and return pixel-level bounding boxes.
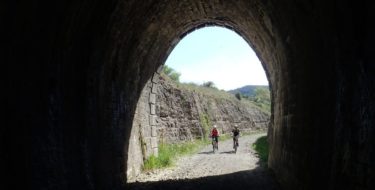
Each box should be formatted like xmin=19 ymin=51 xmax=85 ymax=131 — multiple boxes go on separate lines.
xmin=127 ymin=25 xmax=272 ymax=182
xmin=117 ymin=2 xmax=285 ymax=187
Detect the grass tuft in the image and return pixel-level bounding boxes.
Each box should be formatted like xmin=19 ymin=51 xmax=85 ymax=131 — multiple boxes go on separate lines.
xmin=252 ymin=136 xmax=269 ymax=167
xmin=143 ymin=140 xmax=204 ymax=171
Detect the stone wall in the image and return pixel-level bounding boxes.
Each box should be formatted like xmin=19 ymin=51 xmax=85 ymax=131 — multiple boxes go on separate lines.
xmin=128 ymin=70 xmax=162 ymax=182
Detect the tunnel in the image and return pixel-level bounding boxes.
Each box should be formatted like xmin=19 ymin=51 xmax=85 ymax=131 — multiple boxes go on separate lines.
xmin=5 ymin=0 xmax=375 ymax=189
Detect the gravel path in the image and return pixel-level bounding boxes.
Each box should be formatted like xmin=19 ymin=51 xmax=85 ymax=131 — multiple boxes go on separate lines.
xmin=128 ymin=133 xmax=280 ymax=190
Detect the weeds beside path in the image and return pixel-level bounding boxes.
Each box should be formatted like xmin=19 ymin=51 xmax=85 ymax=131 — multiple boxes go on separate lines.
xmin=252 ymin=135 xmax=269 ymax=167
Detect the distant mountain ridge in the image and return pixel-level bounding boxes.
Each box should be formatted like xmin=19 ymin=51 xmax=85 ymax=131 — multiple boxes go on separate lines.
xmin=228 ymin=85 xmax=269 ymax=97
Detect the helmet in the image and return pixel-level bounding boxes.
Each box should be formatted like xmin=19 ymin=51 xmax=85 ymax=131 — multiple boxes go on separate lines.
xmin=213 ymin=125 xmax=217 ymax=128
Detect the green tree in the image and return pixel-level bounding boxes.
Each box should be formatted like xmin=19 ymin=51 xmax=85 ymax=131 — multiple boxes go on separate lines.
xmin=202 ymin=81 xmax=215 ymax=88
xmin=253 ymin=87 xmax=271 ymax=112
xmin=169 ymin=72 xmax=181 ymax=82
xmin=163 ymin=65 xmax=173 ymax=75
xmin=162 ymin=65 xmax=180 ymax=82
xmin=254 ymin=87 xmax=270 ymax=103
xmin=235 ymin=92 xmax=242 ymax=100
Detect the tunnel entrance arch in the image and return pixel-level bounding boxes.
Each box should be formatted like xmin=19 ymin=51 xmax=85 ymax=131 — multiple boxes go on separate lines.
xmin=114 ymin=1 xmax=286 ymax=185
xmin=126 ymin=25 xmax=272 ymax=181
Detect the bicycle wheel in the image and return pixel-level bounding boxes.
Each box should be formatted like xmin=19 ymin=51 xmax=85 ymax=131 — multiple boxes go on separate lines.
xmin=212 ymin=141 xmax=215 ymax=153
xmin=233 ymin=139 xmax=238 ymax=153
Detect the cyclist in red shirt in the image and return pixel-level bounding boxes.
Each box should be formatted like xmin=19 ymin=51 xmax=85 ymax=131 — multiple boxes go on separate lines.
xmin=211 ymin=125 xmax=219 ymax=150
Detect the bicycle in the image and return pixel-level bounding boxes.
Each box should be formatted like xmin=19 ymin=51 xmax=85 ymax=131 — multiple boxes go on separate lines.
xmin=212 ymin=136 xmax=218 ymax=153
xmin=232 ymin=126 xmax=240 ymax=153
xmin=233 ymin=135 xmax=239 ymax=153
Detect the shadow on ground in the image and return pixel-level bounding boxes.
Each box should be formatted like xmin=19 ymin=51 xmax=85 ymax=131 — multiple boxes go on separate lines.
xmin=198 ymin=150 xmax=236 ymax=154
xmin=220 ymin=151 xmax=236 ymax=154
xmin=197 ymin=151 xmax=215 ymax=155
xmin=127 ymin=166 xmax=280 ymax=190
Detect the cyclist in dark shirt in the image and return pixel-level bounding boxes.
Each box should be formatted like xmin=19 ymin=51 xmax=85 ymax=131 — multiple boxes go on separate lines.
xmin=232 ymin=125 xmax=240 ymax=149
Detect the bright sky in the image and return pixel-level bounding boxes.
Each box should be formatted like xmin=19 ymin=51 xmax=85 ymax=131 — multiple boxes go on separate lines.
xmin=165 ymin=26 xmax=268 ymax=91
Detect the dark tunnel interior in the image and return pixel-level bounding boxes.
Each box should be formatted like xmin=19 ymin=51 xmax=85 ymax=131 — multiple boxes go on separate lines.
xmin=5 ymin=0 xmax=375 ymax=189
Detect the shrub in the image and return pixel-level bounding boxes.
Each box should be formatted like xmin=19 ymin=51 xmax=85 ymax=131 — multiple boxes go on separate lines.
xmin=202 ymin=81 xmax=216 ymax=88
xmin=169 ymin=72 xmax=181 ymax=82
xmin=235 ymin=92 xmax=242 ymax=100
xmin=199 ymin=113 xmax=211 ymax=140
xmin=252 ymin=136 xmax=269 ymax=167
xmin=162 ymin=65 xmax=180 ymax=82
xmin=143 ymin=141 xmax=203 ymax=170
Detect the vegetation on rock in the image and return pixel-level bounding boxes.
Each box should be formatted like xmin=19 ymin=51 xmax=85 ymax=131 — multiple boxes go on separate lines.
xmin=199 ymin=113 xmax=211 ymax=140
xmin=231 ymin=86 xmax=271 ymax=113
xmin=161 ymin=65 xmax=270 ymax=113
xmin=163 ymin=65 xmax=181 ymax=82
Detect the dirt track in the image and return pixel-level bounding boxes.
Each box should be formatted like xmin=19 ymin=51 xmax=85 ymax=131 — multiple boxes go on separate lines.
xmin=128 ymin=133 xmax=280 ymax=190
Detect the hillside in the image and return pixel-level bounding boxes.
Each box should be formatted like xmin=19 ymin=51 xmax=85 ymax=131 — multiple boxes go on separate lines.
xmin=228 ymin=85 xmax=269 ymax=97
xmin=155 ymin=75 xmax=270 ymax=144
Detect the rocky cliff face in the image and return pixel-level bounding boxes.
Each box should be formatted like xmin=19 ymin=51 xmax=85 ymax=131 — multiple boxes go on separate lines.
xmin=128 ymin=74 xmax=270 ymax=181
xmin=155 ymin=76 xmax=270 ymax=144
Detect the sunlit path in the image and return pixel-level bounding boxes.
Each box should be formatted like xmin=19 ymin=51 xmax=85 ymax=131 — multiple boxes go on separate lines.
xmin=129 ymin=133 xmax=280 ymax=190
